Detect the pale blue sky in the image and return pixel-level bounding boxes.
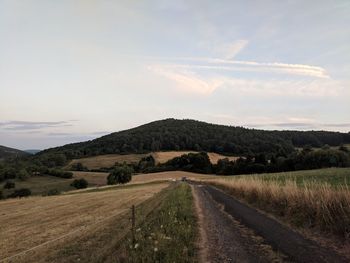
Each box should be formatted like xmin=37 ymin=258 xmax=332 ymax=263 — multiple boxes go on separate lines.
xmin=0 ymin=0 xmax=349 ymax=149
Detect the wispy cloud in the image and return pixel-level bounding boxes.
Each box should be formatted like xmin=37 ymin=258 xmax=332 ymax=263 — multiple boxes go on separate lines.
xmin=148 ymin=65 xmax=223 ymax=95
xmin=0 ymin=120 xmax=75 ymax=131
xmin=214 ymin=40 xmax=249 ymax=59
xmin=146 ymin=56 xmax=330 ymax=79
xmin=148 ymin=64 xmax=340 ymax=96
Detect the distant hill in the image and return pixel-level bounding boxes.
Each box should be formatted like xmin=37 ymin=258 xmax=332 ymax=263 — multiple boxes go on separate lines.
xmin=0 ymin=145 xmax=29 ymax=159
xmin=38 ymin=119 xmax=350 ymax=160
xmin=24 ymin=149 xmax=41 ymax=155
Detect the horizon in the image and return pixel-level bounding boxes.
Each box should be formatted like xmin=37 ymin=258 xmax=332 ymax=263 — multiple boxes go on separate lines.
xmin=1 ymin=1 xmax=349 ymax=149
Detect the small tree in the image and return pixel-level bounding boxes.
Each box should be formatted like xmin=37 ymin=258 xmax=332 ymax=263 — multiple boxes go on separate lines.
xmin=4 ymin=181 xmax=15 ymax=189
xmin=18 ymin=169 xmax=29 ymax=181
xmin=107 ymin=165 xmax=133 ymax=185
xmin=70 ymin=178 xmax=88 ymax=189
xmin=7 ymin=188 xmax=31 ymax=198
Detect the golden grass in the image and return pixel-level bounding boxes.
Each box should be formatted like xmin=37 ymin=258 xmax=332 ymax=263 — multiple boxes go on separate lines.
xmin=67 ymin=151 xmax=239 ymax=169
xmin=0 ymin=182 xmax=168 ymax=261
xmin=73 ymin=170 xmax=217 ymax=187
xmin=208 ymin=177 xmax=350 ymax=238
xmin=67 ymin=153 xmax=149 ymax=170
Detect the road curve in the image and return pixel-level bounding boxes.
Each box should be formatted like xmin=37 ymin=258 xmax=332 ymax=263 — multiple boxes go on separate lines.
xmin=192 ymin=182 xmax=347 ymax=263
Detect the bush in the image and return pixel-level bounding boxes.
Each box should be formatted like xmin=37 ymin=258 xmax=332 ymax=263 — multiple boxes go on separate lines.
xmin=4 ymin=181 xmax=15 ymax=189
xmin=46 ymin=169 xmax=73 ymax=179
xmin=7 ymin=188 xmax=31 ymax=198
xmin=18 ymin=169 xmax=29 ymax=181
xmin=71 ymin=162 xmax=88 ymax=171
xmin=0 ymin=190 xmax=3 ymax=199
xmin=107 ymin=165 xmax=133 ymax=185
xmin=46 ymin=189 xmax=61 ymax=196
xmin=71 ymin=178 xmax=88 ymax=189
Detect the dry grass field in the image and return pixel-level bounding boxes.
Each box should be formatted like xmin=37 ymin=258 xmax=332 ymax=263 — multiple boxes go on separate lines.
xmin=0 ymin=182 xmax=168 ymax=262
xmin=73 ymin=170 xmax=216 ymax=187
xmin=205 ymin=168 xmax=350 ymax=238
xmin=67 ymin=151 xmax=239 ymax=170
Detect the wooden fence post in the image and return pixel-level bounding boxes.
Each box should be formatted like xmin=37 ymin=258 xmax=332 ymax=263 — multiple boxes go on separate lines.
xmin=131 ymin=205 xmax=135 ymax=244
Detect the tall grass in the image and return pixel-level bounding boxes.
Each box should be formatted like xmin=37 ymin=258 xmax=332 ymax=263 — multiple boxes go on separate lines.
xmin=210 ymin=177 xmax=350 ymax=238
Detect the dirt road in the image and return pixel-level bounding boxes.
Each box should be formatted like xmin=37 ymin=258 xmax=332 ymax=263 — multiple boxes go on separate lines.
xmin=192 ymin=183 xmax=347 ymax=263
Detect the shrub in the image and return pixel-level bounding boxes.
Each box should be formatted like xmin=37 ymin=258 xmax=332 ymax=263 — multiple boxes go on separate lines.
xmin=4 ymin=181 xmax=15 ymax=189
xmin=107 ymin=165 xmax=133 ymax=185
xmin=7 ymin=188 xmax=31 ymax=198
xmin=18 ymin=169 xmax=29 ymax=181
xmin=0 ymin=190 xmax=3 ymax=199
xmin=71 ymin=162 xmax=88 ymax=171
xmin=46 ymin=169 xmax=73 ymax=179
xmin=46 ymin=189 xmax=61 ymax=196
xmin=71 ymin=178 xmax=88 ymax=189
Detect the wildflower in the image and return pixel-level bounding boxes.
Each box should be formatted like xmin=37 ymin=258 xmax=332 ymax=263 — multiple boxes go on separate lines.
xmin=134 ymin=243 xmax=139 ymax=249
xmin=154 ymin=247 xmax=158 ymax=252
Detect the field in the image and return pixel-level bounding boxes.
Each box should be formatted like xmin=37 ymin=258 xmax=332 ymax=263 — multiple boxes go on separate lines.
xmin=67 ymin=151 xmax=239 ymax=170
xmin=223 ymin=167 xmax=350 ymax=188
xmin=0 ymin=182 xmax=168 ymax=262
xmin=73 ymin=170 xmax=216 ymax=187
xmin=0 ymin=176 xmax=75 ymax=197
xmin=204 ymin=168 xmax=350 ymax=238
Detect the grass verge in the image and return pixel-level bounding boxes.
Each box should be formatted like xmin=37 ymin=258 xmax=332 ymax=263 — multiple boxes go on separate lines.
xmin=115 ymin=182 xmax=197 ymax=263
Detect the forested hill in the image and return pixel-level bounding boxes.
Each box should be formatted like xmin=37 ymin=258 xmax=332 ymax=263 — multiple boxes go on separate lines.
xmin=38 ymin=119 xmax=350 ymax=159
xmin=0 ymin=145 xmax=29 ymax=159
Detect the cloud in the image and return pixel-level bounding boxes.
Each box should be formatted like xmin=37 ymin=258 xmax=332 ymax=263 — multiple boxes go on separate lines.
xmin=0 ymin=120 xmax=75 ymax=131
xmin=148 ymin=64 xmax=341 ymax=96
xmin=47 ymin=131 xmax=110 ymax=137
xmin=146 ymin=56 xmax=330 ymax=79
xmin=214 ymin=40 xmax=249 ymax=59
xmin=148 ymin=65 xmax=223 ymax=95
xmin=246 ymin=122 xmax=350 ymax=130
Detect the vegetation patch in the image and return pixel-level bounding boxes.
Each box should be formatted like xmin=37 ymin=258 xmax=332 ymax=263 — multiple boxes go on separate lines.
xmin=208 ymin=172 xmax=350 ymax=239
xmin=116 ymin=183 xmax=197 ymax=263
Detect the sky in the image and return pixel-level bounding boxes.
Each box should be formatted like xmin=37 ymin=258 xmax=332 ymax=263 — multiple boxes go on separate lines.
xmin=0 ymin=0 xmax=349 ymax=150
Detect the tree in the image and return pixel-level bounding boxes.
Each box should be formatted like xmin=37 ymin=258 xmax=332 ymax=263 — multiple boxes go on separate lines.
xmin=4 ymin=181 xmax=15 ymax=189
xmin=7 ymin=188 xmax=31 ymax=198
xmin=107 ymin=165 xmax=133 ymax=185
xmin=70 ymin=178 xmax=88 ymax=189
xmin=18 ymin=169 xmax=29 ymax=181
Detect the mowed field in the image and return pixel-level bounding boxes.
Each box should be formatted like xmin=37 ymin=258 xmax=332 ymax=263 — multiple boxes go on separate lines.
xmin=73 ymin=170 xmax=217 ymax=187
xmin=67 ymin=151 xmax=239 ymax=170
xmin=0 ymin=182 xmax=168 ymax=262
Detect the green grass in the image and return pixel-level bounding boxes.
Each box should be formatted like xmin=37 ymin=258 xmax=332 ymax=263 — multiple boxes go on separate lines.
xmin=232 ymin=168 xmax=350 ymax=188
xmin=116 ymin=183 xmax=197 ymax=263
xmin=0 ymin=176 xmax=75 ymax=196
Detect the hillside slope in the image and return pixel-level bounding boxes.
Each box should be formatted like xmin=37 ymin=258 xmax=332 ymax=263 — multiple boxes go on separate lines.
xmin=39 ymin=119 xmax=350 ymax=159
xmin=0 ymin=145 xmax=28 ymax=159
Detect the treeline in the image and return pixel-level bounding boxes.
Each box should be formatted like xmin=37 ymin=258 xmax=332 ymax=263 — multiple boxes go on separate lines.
xmin=75 ymin=146 xmax=350 ymax=176
xmin=37 ymin=119 xmax=350 ymax=160
xmin=0 ymin=153 xmax=72 ymax=183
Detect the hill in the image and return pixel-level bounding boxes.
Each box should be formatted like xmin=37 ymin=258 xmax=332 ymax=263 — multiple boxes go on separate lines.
xmin=0 ymin=145 xmax=29 ymax=159
xmin=38 ymin=119 xmax=350 ymax=160
xmin=24 ymin=149 xmax=41 ymax=155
